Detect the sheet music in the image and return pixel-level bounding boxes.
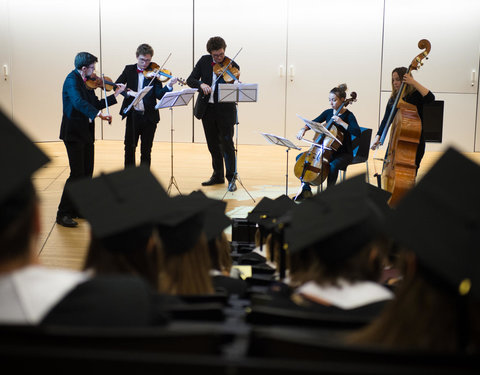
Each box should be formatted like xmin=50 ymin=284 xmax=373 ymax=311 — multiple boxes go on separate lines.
xmin=123 ymin=86 xmax=153 ymax=115
xmin=296 ymin=114 xmax=342 ymax=145
xmin=155 ymin=88 xmax=197 ymax=109
xmin=218 ymin=83 xmax=258 ymax=103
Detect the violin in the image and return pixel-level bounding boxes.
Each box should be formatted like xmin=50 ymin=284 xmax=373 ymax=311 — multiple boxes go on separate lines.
xmin=85 ymin=73 xmax=114 ymax=124
xmin=142 ymin=62 xmax=187 ymax=85
xmin=293 ymin=92 xmax=357 ymax=186
xmin=85 ymin=74 xmax=118 ymax=91
xmin=213 ymin=56 xmax=240 ymax=83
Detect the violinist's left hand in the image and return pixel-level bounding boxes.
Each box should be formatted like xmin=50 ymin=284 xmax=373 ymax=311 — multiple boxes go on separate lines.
xmin=114 ymin=83 xmax=126 ymax=97
xmin=168 ymin=77 xmax=178 ymax=88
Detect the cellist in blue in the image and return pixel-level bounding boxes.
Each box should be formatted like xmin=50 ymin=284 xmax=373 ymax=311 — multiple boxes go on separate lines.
xmin=295 ymin=83 xmax=360 ymax=200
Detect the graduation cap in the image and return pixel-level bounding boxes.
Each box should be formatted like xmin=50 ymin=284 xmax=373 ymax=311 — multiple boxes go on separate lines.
xmin=154 ymin=192 xmax=216 ymax=254
xmin=0 ymin=109 xmax=50 ymax=228
xmin=246 ymin=197 xmax=275 ymax=224
xmin=0 ymin=109 xmax=50 ymax=205
xmin=285 ymin=174 xmax=389 ymax=259
xmin=388 ymin=147 xmax=480 ymax=299
xmin=261 ymin=194 xmax=297 ymax=231
xmin=66 ymin=166 xmax=169 ymax=248
xmin=189 ymin=190 xmax=231 ymax=242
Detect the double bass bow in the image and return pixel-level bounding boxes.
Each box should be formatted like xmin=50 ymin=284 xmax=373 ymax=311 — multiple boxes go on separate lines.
xmin=294 ymin=92 xmax=357 ymax=186
xmin=379 ymin=39 xmax=431 ymax=206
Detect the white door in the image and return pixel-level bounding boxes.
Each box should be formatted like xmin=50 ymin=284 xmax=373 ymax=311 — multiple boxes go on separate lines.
xmin=100 ymin=0 xmax=194 ymax=143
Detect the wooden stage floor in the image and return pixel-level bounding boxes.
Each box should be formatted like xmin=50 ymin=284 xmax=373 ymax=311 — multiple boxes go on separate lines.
xmin=33 ymin=140 xmax=478 ymax=271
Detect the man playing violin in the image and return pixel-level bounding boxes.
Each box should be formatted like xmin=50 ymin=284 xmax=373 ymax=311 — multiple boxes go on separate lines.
xmin=187 ymin=36 xmax=239 ymax=192
xmin=116 ymin=43 xmax=178 ymax=169
xmin=57 ymin=52 xmax=126 ymax=228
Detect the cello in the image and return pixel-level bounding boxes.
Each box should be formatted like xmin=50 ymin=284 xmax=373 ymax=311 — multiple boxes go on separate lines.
xmin=380 ymin=39 xmax=431 ymax=206
xmin=294 ymin=92 xmax=357 ymax=186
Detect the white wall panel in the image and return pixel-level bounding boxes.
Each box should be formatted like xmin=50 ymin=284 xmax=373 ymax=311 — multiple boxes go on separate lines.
xmin=9 ymin=0 xmax=100 ymax=142
xmin=100 ymin=0 xmax=193 ymax=142
xmin=0 ymin=0 xmax=12 ymax=118
xmin=192 ymin=0 xmax=288 ymax=145
xmin=285 ymin=0 xmax=384 ymax=142
xmin=383 ymin=0 xmax=480 ymax=94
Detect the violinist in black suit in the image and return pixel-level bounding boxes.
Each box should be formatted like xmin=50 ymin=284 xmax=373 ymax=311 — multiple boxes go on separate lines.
xmin=56 ymin=52 xmax=125 ymax=228
xmin=187 ymin=36 xmax=239 ymax=192
xmin=116 ymin=43 xmax=177 ymax=169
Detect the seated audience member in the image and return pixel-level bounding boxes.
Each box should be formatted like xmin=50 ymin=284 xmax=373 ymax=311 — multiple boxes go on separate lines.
xmin=191 ymin=191 xmax=247 ymax=297
xmin=348 ymin=147 xmax=480 ymax=353
xmin=0 ymin=110 xmax=164 ymax=327
xmin=255 ymin=175 xmax=393 ymax=323
xmin=66 ymin=166 xmax=167 ymax=292
xmin=242 ymin=195 xmax=296 ymax=269
xmin=155 ymin=194 xmax=217 ymax=295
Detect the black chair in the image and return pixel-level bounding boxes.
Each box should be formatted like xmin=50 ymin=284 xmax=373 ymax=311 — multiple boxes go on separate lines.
xmin=247 ymin=326 xmax=480 ymax=375
xmin=339 ymin=126 xmax=372 ymax=183
xmin=0 ymin=323 xmax=237 ymax=372
xmin=245 ymin=304 xmax=370 ymax=329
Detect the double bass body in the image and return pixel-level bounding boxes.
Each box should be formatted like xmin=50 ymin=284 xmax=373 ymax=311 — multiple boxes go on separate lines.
xmin=382 ymin=100 xmax=422 ymax=205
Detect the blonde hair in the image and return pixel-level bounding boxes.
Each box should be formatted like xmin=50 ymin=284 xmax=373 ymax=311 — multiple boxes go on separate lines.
xmin=157 ymin=233 xmax=214 ymax=295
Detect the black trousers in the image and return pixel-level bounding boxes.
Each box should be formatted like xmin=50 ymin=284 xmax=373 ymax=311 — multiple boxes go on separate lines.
xmin=57 ymin=140 xmax=94 ymax=217
xmin=202 ymin=104 xmax=235 ymax=181
xmin=328 ymin=152 xmax=353 ymax=186
xmin=124 ymin=111 xmax=157 ymax=168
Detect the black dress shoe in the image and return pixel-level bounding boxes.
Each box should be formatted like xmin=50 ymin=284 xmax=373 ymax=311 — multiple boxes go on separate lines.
xmin=56 ymin=215 xmax=78 ymax=228
xmin=227 ymin=181 xmax=237 ymax=192
xmin=201 ymin=177 xmax=225 ymax=186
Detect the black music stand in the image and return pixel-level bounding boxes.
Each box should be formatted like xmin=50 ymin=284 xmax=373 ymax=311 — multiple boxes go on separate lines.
xmin=218 ymin=83 xmax=258 ymax=202
xmin=155 ymin=88 xmax=197 ymax=195
xmin=261 ymin=133 xmax=300 ymax=196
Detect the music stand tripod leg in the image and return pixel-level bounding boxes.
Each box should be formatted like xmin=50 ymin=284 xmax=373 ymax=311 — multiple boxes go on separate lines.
xmin=166 ymin=107 xmax=181 ymax=195
xmin=222 ymin=103 xmax=255 ymax=202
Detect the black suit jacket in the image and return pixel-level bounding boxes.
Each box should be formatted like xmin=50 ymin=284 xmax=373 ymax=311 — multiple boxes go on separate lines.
xmin=60 ymin=70 xmax=117 ymax=143
xmin=116 ymin=64 xmax=170 ymax=124
xmin=187 ymin=55 xmax=239 ymax=121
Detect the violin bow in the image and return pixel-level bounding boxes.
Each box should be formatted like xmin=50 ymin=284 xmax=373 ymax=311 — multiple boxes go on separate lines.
xmin=101 ymin=73 xmax=111 ymax=124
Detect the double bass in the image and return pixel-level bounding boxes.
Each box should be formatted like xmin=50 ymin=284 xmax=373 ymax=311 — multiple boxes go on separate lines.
xmin=294 ymin=92 xmax=357 ymax=186
xmin=380 ymin=39 xmax=431 ymax=206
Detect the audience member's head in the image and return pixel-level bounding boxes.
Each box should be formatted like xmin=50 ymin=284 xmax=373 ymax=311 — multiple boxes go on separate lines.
xmin=67 ymin=166 xmax=168 ymax=290
xmin=191 ymin=191 xmax=232 ymax=274
xmin=0 ymin=109 xmax=50 ymax=271
xmin=285 ymin=175 xmax=391 ymax=287
xmin=349 ymin=148 xmax=480 ymax=353
xmin=155 ymin=194 xmax=216 ymax=295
